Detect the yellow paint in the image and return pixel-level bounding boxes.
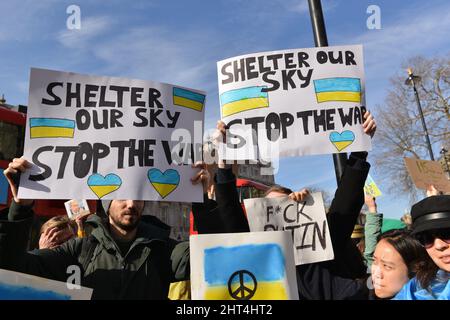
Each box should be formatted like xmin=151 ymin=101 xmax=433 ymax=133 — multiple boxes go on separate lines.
xmin=89 ymin=185 xmax=120 ymax=199
xmin=204 ymin=281 xmax=287 ymax=300
xmin=30 ymin=126 xmax=74 ymax=138
xmin=316 ymin=91 xmax=361 ymax=103
xmin=151 ymin=182 xmax=178 ymax=198
xmin=221 ymin=98 xmax=269 ymax=117
xmin=173 ymin=96 xmax=204 ymax=111
xmin=168 ymin=280 xmax=191 ymax=300
xmin=332 ymin=141 xmax=353 ymax=152
xmin=364 ymin=183 xmax=382 ymax=198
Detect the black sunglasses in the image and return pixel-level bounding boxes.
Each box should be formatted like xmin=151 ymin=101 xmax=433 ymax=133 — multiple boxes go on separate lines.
xmin=415 ymin=228 xmax=450 ymax=248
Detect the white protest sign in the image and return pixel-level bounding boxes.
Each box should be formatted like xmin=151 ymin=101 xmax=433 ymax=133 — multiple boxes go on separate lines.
xmin=18 ymin=68 xmax=205 ymax=202
xmin=244 ymin=193 xmax=334 ymax=265
xmin=217 ymin=45 xmax=371 ymax=161
xmin=0 ymin=269 xmax=92 ymax=300
xmin=190 ymin=231 xmax=299 ymax=300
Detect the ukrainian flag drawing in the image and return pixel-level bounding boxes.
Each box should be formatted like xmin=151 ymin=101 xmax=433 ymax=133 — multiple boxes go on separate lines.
xmin=148 ymin=168 xmax=180 ymax=198
xmin=313 ymin=77 xmax=361 ymax=103
xmin=220 ymin=86 xmax=269 ymax=118
xmin=173 ymin=87 xmax=205 ymax=112
xmin=30 ymin=118 xmax=75 ymax=139
xmin=87 ymin=173 xmax=122 ymax=199
xmin=203 ymin=243 xmax=288 ymax=300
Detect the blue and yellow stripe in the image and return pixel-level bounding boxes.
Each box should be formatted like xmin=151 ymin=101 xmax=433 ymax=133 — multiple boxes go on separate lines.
xmin=173 ymin=87 xmax=205 ymax=112
xmin=203 ymin=243 xmax=287 ymax=300
xmin=313 ymin=77 xmax=361 ymax=103
xmin=220 ymin=86 xmax=269 ymax=117
xmin=30 ymin=118 xmax=75 ymax=139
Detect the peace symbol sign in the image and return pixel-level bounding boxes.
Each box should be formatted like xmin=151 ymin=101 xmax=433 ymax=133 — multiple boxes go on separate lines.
xmin=227 ymin=270 xmax=257 ymax=300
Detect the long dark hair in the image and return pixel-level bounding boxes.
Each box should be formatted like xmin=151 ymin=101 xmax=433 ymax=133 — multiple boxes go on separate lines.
xmin=378 ymin=229 xmax=434 ymax=286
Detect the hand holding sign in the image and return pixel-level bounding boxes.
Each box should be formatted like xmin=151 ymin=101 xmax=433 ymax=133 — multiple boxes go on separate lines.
xmin=362 ymin=110 xmax=376 ymax=138
xmin=191 ymin=162 xmax=211 ymax=194
xmin=3 ymin=157 xmax=33 ymax=206
xmin=288 ymin=188 xmax=310 ymax=202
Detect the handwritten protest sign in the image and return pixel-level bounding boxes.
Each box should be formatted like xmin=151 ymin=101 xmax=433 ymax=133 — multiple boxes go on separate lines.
xmin=217 ymin=45 xmax=371 ymax=161
xmin=364 ymin=174 xmax=382 ymax=197
xmin=0 ymin=269 xmax=92 ymax=300
xmin=244 ymin=193 xmax=333 ymax=265
xmin=404 ymin=157 xmax=450 ymax=193
xmin=18 ymin=68 xmax=205 ymax=202
xmin=190 ymin=231 xmax=299 ymax=300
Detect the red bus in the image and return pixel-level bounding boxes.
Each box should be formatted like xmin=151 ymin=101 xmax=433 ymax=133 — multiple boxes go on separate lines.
xmin=189 ymin=177 xmax=270 ymax=235
xmin=0 ymin=105 xmax=95 ymax=217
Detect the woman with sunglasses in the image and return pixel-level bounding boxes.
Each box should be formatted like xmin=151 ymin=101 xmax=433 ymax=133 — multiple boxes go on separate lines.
xmin=394 ymin=194 xmax=450 ymax=300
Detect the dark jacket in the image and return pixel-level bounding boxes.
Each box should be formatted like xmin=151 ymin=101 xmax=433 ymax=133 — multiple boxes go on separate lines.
xmin=193 ymin=156 xmax=370 ymax=300
xmin=192 ymin=167 xmax=249 ymax=234
xmin=0 ymin=168 xmax=241 ymax=300
xmin=296 ymin=152 xmax=370 ymax=300
xmin=1 ymin=201 xmax=189 ymax=300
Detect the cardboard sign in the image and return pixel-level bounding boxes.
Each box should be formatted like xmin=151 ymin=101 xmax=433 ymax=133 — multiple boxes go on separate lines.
xmin=217 ymin=45 xmax=371 ymax=161
xmin=0 ymin=269 xmax=92 ymax=300
xmin=364 ymin=174 xmax=382 ymax=197
xmin=18 ymin=68 xmax=205 ymax=202
xmin=404 ymin=157 xmax=450 ymax=193
xmin=244 ymin=193 xmax=333 ymax=265
xmin=190 ymin=231 xmax=299 ymax=300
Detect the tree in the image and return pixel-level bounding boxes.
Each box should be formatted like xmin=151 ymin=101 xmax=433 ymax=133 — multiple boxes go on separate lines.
xmin=374 ymin=55 xmax=450 ymax=201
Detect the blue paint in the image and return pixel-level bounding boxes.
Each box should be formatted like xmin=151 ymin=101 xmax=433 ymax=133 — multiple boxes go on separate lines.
xmin=0 ymin=173 xmax=8 ymax=205
xmin=220 ymin=86 xmax=268 ymax=105
xmin=30 ymin=118 xmax=75 ymax=129
xmin=173 ymin=87 xmax=205 ymax=103
xmin=148 ymin=169 xmax=180 ymax=185
xmin=0 ymin=283 xmax=71 ymax=300
xmin=204 ymin=243 xmax=285 ymax=285
xmin=329 ymin=130 xmax=355 ymax=142
xmin=87 ymin=173 xmax=122 ymax=186
xmin=313 ymin=78 xmax=360 ymax=93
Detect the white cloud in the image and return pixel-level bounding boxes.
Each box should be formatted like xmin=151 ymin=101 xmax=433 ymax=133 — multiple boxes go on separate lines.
xmin=340 ymin=3 xmax=450 ymax=79
xmin=57 ymin=16 xmax=113 ymax=49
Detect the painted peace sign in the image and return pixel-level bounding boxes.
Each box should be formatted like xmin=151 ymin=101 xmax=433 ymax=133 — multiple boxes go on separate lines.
xmin=227 ymin=270 xmax=257 ymax=300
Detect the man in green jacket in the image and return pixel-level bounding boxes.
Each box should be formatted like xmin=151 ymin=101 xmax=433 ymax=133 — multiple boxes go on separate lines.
xmin=0 ymin=157 xmax=211 ymax=300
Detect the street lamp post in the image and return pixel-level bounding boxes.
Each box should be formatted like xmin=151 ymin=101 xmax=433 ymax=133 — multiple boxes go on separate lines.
xmin=308 ymin=0 xmax=347 ymax=185
xmin=405 ymin=68 xmax=435 ymax=161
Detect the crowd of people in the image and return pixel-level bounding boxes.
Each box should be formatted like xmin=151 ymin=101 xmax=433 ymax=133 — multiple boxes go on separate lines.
xmin=0 ymin=111 xmax=449 ymax=300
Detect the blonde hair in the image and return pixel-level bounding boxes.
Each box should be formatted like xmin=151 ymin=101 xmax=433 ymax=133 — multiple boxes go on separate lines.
xmin=40 ymin=215 xmax=76 ymax=235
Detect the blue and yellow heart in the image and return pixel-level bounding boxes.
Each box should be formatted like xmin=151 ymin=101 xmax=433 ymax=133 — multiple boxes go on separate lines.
xmin=148 ymin=169 xmax=180 ymax=198
xmin=87 ymin=173 xmax=122 ymax=199
xmin=329 ymin=130 xmax=355 ymax=152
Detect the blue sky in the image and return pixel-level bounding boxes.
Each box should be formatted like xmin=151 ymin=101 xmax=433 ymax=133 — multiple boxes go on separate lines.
xmin=1 ymin=0 xmax=449 ymax=218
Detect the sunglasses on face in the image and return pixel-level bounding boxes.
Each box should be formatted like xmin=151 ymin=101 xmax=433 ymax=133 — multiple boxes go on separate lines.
xmin=416 ymin=228 xmax=450 ymax=248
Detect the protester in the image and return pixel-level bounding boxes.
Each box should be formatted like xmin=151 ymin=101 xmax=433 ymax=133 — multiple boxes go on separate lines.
xmin=394 ymin=193 xmax=450 ymax=300
xmin=362 ymin=195 xmax=383 ymax=268
xmin=212 ymin=111 xmax=377 ymax=299
xmin=1 ymin=154 xmax=237 ymax=299
xmin=371 ymin=229 xmax=429 ymax=299
xmin=38 ymin=215 xmax=77 ymax=249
